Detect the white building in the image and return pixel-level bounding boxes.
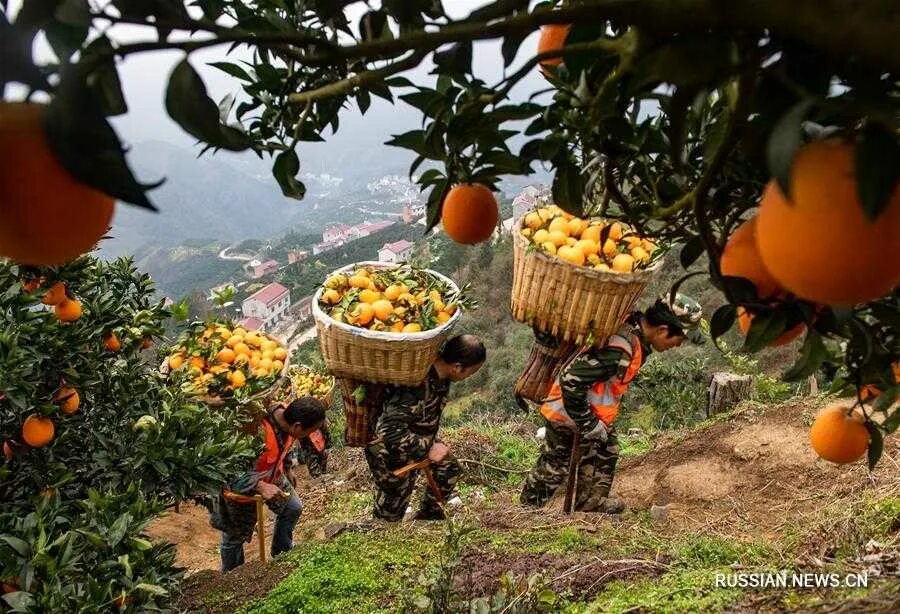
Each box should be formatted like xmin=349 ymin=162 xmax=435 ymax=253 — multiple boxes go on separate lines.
xmin=378 ymin=240 xmax=415 ymax=263
xmin=241 ymin=282 xmax=291 ymax=330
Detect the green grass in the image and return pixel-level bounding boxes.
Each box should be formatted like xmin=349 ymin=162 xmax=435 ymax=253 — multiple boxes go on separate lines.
xmin=239 ymin=530 xmax=437 ymax=614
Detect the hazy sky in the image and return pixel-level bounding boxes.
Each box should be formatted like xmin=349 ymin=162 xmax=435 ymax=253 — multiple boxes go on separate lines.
xmin=11 ymin=1 xmax=548 ymax=177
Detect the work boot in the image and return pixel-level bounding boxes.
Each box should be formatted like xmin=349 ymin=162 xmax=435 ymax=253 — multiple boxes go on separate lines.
xmin=599 ymin=497 xmax=625 ymax=514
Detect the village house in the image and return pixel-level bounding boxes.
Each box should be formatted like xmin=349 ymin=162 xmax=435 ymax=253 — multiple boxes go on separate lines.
xmin=287 ymin=249 xmax=308 ymax=264
xmin=322 ymin=224 xmax=352 ymax=243
xmin=247 ymin=259 xmax=279 ymax=278
xmin=378 ymin=239 xmax=414 ymax=263
xmin=236 ymin=316 xmax=264 ymax=332
xmin=241 ymin=282 xmax=291 ymax=330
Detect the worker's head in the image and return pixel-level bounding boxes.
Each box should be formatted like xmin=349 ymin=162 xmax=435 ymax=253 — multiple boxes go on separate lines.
xmin=283 ymin=397 xmax=326 ymax=439
xmin=437 ymin=334 xmax=486 ymax=381
xmin=640 ymin=294 xmax=703 ymax=352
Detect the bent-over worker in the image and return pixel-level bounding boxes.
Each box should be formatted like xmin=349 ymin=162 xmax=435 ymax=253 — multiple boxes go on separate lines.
xmin=365 ymin=334 xmax=486 ymax=521
xmin=211 ymin=397 xmax=325 ymax=571
xmin=521 ymin=295 xmax=703 ymax=513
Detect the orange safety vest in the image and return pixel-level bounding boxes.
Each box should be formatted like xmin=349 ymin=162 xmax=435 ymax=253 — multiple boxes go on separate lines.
xmin=254 ymin=417 xmax=296 ymax=484
xmin=539 ymin=331 xmax=643 ymax=427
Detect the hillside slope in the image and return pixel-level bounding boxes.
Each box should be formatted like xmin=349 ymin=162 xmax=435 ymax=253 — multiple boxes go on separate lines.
xmin=152 ymin=399 xmax=899 ymax=612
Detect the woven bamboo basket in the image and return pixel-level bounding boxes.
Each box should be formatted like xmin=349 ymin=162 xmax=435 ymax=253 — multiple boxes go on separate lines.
xmin=271 ymin=366 xmax=336 ymax=410
xmin=313 ymin=261 xmax=461 ymax=386
xmin=514 ymin=336 xmax=580 ymax=405
xmin=338 ymin=378 xmax=387 ymax=447
xmin=510 ymin=217 xmax=664 ymax=345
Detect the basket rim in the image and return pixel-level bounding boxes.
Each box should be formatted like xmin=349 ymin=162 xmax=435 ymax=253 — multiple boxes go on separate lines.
xmin=512 ymin=213 xmax=665 ymax=283
xmin=312 ymin=260 xmax=461 ymax=341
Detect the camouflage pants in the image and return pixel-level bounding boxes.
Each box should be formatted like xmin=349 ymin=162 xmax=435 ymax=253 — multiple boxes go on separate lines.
xmin=520 ymin=418 xmax=619 ymax=511
xmin=364 ymin=444 xmax=460 ymax=522
xmin=296 ymin=438 xmax=329 ymax=478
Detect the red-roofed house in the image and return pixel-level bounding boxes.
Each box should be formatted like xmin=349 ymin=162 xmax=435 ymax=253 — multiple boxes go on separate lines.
xmin=241 ymin=282 xmax=291 ymax=330
xmin=323 ymin=224 xmax=352 ymax=243
xmin=378 ymin=239 xmax=414 ymax=263
xmin=251 ymin=259 xmax=280 ymax=279
xmin=237 ymin=317 xmax=264 ymax=332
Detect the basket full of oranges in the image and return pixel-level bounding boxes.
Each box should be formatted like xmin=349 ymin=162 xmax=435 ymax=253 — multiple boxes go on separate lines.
xmin=511 ymin=204 xmax=664 ymax=345
xmin=163 ymin=321 xmax=289 ymax=406
xmin=313 ymin=262 xmax=463 ymax=385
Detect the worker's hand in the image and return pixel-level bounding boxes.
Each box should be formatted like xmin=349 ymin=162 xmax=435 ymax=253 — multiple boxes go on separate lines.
xmin=582 ymin=419 xmax=609 ymax=443
xmin=256 ymin=481 xmax=284 ymax=501
xmin=427 ymin=442 xmax=450 ymax=463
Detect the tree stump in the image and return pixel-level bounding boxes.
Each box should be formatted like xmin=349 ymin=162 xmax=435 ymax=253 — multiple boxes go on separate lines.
xmin=706 ymin=372 xmax=752 ymax=417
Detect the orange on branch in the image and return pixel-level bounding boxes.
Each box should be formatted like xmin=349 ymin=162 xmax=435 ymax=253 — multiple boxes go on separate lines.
xmin=54 ymin=386 xmax=80 ymax=415
xmin=809 ymin=404 xmax=869 ymax=464
xmin=756 ymin=140 xmax=900 ymax=306
xmin=104 ymin=333 xmax=121 ymax=352
xmin=0 ymin=103 xmax=115 ymax=265
xmin=41 ymin=281 xmax=67 ymax=306
xmin=537 ymin=24 xmax=571 ymax=69
xmin=54 ymin=298 xmax=82 ymax=322
xmin=720 ymin=217 xmax=781 ymax=299
xmin=441 ymin=183 xmax=498 ymax=245
xmin=22 ymin=414 xmax=54 ymax=448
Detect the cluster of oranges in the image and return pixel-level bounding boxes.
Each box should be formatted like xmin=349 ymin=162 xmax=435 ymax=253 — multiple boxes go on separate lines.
xmin=166 ymin=323 xmax=288 ymax=398
xmin=271 ymin=366 xmax=335 ymax=405
xmin=318 ymin=266 xmax=458 ymax=333
xmin=22 ymin=278 xmax=83 ymax=322
xmin=520 ymin=205 xmax=659 ymax=273
xmin=7 ymin=382 xmax=82 ymax=452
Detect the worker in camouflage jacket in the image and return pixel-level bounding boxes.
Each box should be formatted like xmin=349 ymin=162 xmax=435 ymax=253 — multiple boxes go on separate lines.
xmin=365 ymin=335 xmax=486 ymax=521
xmin=521 ymin=294 xmax=703 ymax=513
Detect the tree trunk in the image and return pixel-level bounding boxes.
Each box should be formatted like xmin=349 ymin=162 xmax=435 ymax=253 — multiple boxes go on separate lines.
xmin=706 ymin=372 xmax=752 ymax=417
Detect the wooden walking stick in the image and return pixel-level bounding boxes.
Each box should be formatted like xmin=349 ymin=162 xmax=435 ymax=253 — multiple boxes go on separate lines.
xmin=563 ymin=429 xmax=581 ymax=515
xmin=255 ymin=495 xmax=267 ymax=563
xmin=392 ymin=458 xmax=445 ymax=505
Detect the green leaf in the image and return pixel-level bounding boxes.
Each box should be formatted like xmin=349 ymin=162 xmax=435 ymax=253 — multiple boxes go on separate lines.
xmin=208 ymin=61 xmax=253 ymax=82
xmin=766 ymin=99 xmax=813 ymax=198
xmin=631 ymin=34 xmax=738 ymax=90
xmin=135 ymin=583 xmax=168 ymax=596
xmin=866 ymin=422 xmax=883 ymax=471
xmin=432 ymin=41 xmax=473 ymax=75
xmin=386 ymin=129 xmax=430 ymax=157
xmin=358 ymin=10 xmax=393 ymax=42
xmin=783 ymin=330 xmax=828 ymax=381
xmin=719 ymin=276 xmax=758 ymax=303
xmin=273 ymin=150 xmax=306 ymax=200
xmin=54 ymin=0 xmax=90 ymax=27
xmin=855 ymin=123 xmax=900 ymax=221
xmin=742 ymin=309 xmax=789 ymax=353
xmin=165 ymin=59 xmax=250 ymax=151
xmin=501 ymin=30 xmax=529 ymax=67
xmin=425 ymin=180 xmax=449 ymax=232
xmin=552 ymin=157 xmax=584 ymax=216
xmin=0 ymin=536 xmax=30 ymax=557
xmin=679 ymin=236 xmax=705 ymax=269
xmin=357 ymin=90 xmax=371 ymax=115
xmin=709 ymin=304 xmax=736 ymax=340
xmin=82 ymin=36 xmax=128 ymax=116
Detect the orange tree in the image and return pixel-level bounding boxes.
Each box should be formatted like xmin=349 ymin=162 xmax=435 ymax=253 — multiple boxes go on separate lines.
xmin=1 ymin=6 xmax=898 ymax=451
xmin=0 ymin=257 xmax=256 ymax=610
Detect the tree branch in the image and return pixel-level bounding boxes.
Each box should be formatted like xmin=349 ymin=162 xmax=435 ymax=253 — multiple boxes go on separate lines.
xmin=287 ymin=51 xmax=427 ymax=105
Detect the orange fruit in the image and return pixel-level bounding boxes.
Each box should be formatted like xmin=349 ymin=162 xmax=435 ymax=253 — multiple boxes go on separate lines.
xmin=611 ymin=253 xmax=635 ymax=272
xmin=720 ymin=217 xmax=781 ymax=299
xmin=547 ymin=230 xmax=568 ymax=248
xmin=809 ymin=403 xmax=869 ymax=464
xmin=274 ymin=347 xmax=288 ymax=361
xmin=630 ymin=246 xmax=650 ymax=264
xmin=624 ymin=236 xmax=643 ymax=250
xmin=54 ymin=298 xmax=82 ymax=322
xmin=441 ymin=183 xmax=499 ymax=245
xmin=436 ymin=311 xmax=452 ymax=324
xmin=548 ymin=217 xmax=570 ymax=236
xmin=523 ymin=212 xmax=543 ymax=230
xmin=383 ymin=285 xmax=405 ymax=301
xmin=168 ymin=354 xmax=184 ymax=370
xmin=402 ymin=322 xmax=423 ymax=333
xmin=602 ymin=239 xmax=618 ymax=257
xmin=262 ymin=349 xmax=274 ymax=361
xmin=228 ymin=370 xmax=246 ymax=389
xmin=359 ymin=289 xmax=381 ymax=304
xmin=232 ymin=327 xmax=247 ymax=337
xmin=557 ymin=245 xmax=586 ymax=266
xmin=537 ymin=24 xmax=571 ymax=69
xmin=258 ymin=358 xmax=273 ymax=371
xmin=595 ymin=263 xmax=611 ymax=272
xmin=104 ymin=333 xmax=121 ymax=352
xmin=0 ymin=103 xmax=116 ymax=266
xmin=541 ymin=242 xmax=557 ymax=255
xmin=642 ymin=239 xmax=657 ymax=252
xmin=234 ymin=342 xmax=251 ymax=356
xmin=22 ymin=414 xmax=54 ymax=447
xmin=271 ymin=359 xmax=284 ymax=373
xmin=736 ymin=307 xmax=805 ymax=346
xmin=216 ymin=348 xmax=236 ymax=364
xmin=321 ymin=289 xmax=341 ymax=304
xmin=532 ymin=229 xmax=550 ymax=245
xmin=581 ymin=225 xmax=603 ymax=244
xmin=225 ymin=335 xmax=243 ymax=348
xmin=567 ymin=218 xmax=589 ymax=238
xmin=372 ymin=299 xmax=394 ymax=321
xmin=245 ymin=333 xmax=261 ymax=347
xmin=189 ymin=356 xmax=205 ymax=370
xmin=756 ymin=140 xmax=900 ymax=306
xmin=349 ymin=275 xmax=370 ymax=289
xmin=607 ymin=222 xmax=624 ymax=241
xmin=261 ymin=339 xmax=278 ymax=352
xmin=54 ymin=386 xmax=80 ymax=415
xmin=390 ymin=321 xmax=405 ymax=332
xmin=575 ymin=239 xmax=599 ymax=257
xmin=349 ymin=302 xmax=375 ymax=326
xmin=41 ymin=281 xmax=67 ymax=305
